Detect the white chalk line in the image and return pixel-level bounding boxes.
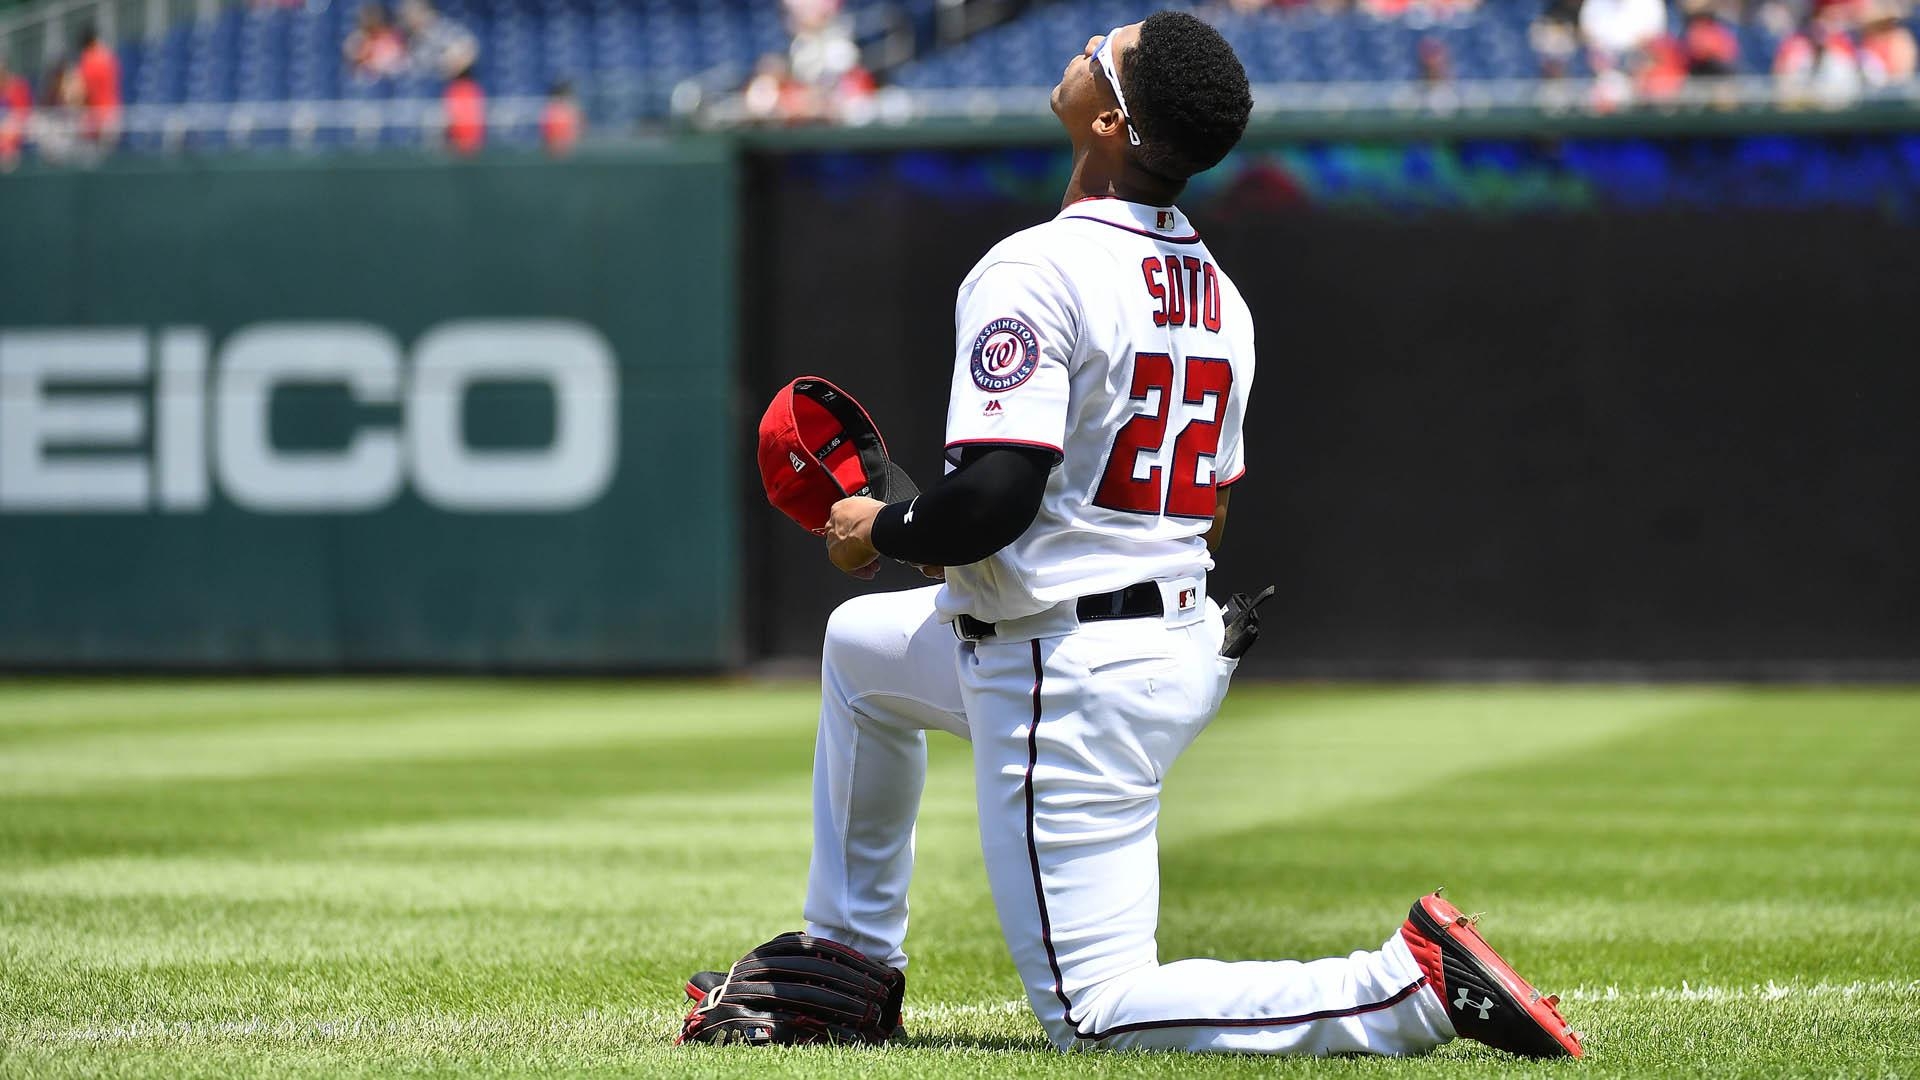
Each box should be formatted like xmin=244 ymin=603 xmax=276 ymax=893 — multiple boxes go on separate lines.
xmin=13 ymin=981 xmax=1917 ymax=1047
xmin=1559 ymin=979 xmax=1920 ymax=1004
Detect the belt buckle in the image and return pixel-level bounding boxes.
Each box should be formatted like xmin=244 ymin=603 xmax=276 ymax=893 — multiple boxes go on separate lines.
xmin=954 ymin=614 xmax=995 ymax=642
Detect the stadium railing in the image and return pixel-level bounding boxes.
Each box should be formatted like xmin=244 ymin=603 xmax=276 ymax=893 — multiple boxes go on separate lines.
xmin=9 ymin=73 xmax=1920 ymax=162
xmin=0 ymin=0 xmax=213 ymax=74
xmin=692 ymin=74 xmax=1920 ymax=140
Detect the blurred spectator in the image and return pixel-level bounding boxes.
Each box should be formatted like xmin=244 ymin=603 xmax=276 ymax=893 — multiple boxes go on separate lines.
xmin=744 ymin=52 xmax=816 ymax=123
xmin=443 ymin=63 xmax=484 ymax=154
xmin=1361 ymin=0 xmax=1479 ymax=17
xmin=786 ymin=0 xmax=859 ymax=89
xmin=344 ymin=3 xmax=408 ymax=81
xmin=771 ymin=0 xmax=879 ymax=123
xmin=1860 ymin=0 xmax=1917 ymax=82
xmin=1580 ymin=0 xmax=1667 ymax=61
xmin=28 ymin=53 xmax=89 ymax=164
xmin=1530 ymin=0 xmax=1581 ymax=78
xmin=1418 ymin=35 xmax=1453 ymax=81
xmin=401 ymin=0 xmax=479 ymax=81
xmin=541 ymin=80 xmax=582 ymax=156
xmin=1579 ymin=0 xmax=1665 ymax=108
xmin=832 ymin=61 xmax=878 ymax=119
xmin=0 ymin=56 xmax=28 ymax=170
xmin=1756 ymin=0 xmax=1799 ymax=37
xmin=1415 ymin=33 xmax=1463 ymax=109
xmin=1775 ymin=3 xmax=1869 ymax=105
xmin=0 ymin=57 xmax=26 ymax=110
xmin=1681 ymin=0 xmax=1741 ymax=75
xmin=43 ymin=54 xmax=79 ymax=107
xmin=1638 ymin=33 xmax=1690 ymax=97
xmin=76 ymin=24 xmax=121 ymax=144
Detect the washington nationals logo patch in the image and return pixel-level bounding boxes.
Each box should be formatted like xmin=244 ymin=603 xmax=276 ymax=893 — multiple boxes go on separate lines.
xmin=970 ymin=317 xmax=1040 ymax=393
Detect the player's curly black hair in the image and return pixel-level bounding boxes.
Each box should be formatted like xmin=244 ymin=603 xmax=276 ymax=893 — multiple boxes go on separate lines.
xmin=1118 ymin=11 xmax=1253 ymax=182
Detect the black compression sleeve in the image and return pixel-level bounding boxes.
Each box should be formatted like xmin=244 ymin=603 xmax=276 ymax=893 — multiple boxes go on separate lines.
xmin=868 ymin=444 xmax=1053 ymax=566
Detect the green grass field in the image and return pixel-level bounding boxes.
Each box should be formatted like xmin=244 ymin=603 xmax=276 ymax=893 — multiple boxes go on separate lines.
xmin=1 ymin=680 xmax=1916 ymax=1078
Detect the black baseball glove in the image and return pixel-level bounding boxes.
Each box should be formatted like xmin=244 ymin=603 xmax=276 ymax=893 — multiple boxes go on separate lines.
xmin=674 ymin=931 xmax=906 ymax=1046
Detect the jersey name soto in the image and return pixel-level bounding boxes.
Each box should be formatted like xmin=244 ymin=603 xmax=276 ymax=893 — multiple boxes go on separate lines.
xmin=1141 ymin=256 xmax=1223 ymax=333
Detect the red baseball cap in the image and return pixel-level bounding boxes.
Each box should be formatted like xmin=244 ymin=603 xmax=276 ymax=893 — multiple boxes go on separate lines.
xmin=758 ymin=376 xmax=918 ymax=534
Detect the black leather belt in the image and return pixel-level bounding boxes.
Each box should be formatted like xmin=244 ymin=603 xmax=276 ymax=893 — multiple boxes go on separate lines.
xmin=956 ymin=582 xmax=1163 ymax=642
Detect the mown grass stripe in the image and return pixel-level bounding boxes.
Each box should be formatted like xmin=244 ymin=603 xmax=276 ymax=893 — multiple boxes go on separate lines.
xmin=1 ymin=683 xmax=1915 ymax=1079
xmin=17 ymin=979 xmax=1918 ymax=1045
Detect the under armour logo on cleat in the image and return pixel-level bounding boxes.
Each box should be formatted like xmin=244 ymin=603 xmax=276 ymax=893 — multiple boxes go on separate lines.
xmin=1454 ymin=986 xmax=1496 ymax=1020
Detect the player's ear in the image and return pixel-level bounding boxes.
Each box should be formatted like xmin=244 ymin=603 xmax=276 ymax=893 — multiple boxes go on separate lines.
xmin=1089 ymin=107 xmax=1125 ymax=143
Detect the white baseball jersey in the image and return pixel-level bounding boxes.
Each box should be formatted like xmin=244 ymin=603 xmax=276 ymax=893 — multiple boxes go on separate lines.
xmin=934 ymin=198 xmax=1256 ymax=623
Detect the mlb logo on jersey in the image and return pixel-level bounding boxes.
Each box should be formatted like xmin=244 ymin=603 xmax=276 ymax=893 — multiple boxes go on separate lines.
xmin=1178 ymin=587 xmax=1198 ymax=612
xmin=1156 ymin=210 xmax=1176 ymax=231
xmin=969 ymin=317 xmax=1040 ymax=393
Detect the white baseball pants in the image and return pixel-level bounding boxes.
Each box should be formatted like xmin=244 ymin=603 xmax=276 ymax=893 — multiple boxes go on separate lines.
xmin=803 ymin=584 xmax=1455 ymax=1054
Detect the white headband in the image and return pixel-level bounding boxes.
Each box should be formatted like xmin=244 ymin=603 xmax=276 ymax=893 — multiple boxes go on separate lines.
xmin=1093 ymin=28 xmax=1142 ymax=147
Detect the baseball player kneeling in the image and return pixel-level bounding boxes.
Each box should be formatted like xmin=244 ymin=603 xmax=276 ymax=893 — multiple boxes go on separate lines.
xmin=681 ymin=11 xmax=1582 ymax=1059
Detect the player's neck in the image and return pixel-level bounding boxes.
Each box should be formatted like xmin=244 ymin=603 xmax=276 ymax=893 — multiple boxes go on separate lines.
xmin=1063 ymin=155 xmax=1184 ymax=210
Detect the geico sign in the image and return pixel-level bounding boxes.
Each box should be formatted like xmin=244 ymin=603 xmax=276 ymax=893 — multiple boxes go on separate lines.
xmin=0 ymin=320 xmax=617 ymax=513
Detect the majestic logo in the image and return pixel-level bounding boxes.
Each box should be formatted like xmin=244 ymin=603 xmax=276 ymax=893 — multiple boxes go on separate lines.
xmin=969 ymin=317 xmax=1039 ymax=393
xmin=789 ymin=451 xmax=806 ymax=472
xmin=982 ymin=400 xmax=1003 ymax=415
xmin=1454 ymin=987 xmax=1495 ymax=1020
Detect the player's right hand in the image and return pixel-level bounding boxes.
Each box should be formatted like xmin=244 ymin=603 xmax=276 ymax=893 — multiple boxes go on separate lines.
xmin=825 ymin=496 xmax=887 ymax=581
xmin=826 ymin=534 xmax=882 ymax=580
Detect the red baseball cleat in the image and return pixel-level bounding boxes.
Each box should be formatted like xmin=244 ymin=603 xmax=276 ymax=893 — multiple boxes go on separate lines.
xmin=1400 ymin=889 xmax=1583 ymax=1058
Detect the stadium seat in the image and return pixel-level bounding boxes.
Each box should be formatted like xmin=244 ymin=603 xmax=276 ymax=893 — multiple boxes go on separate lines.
xmin=98 ymin=0 xmax=1859 ymax=156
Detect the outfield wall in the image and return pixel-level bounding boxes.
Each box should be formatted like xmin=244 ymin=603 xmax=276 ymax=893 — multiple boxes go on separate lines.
xmin=0 ymin=147 xmax=742 ymax=668
xmin=3 ymin=126 xmax=1918 ymax=674
xmin=740 ymin=133 xmax=1920 ymax=677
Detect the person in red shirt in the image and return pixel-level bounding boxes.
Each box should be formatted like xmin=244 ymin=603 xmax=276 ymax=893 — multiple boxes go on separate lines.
xmin=1860 ymin=1 xmax=1917 ymax=83
xmin=76 ymin=25 xmax=121 ymax=144
xmin=443 ymin=64 xmax=484 ymax=156
xmin=540 ymin=80 xmax=582 ymax=156
xmin=1775 ymin=4 xmax=1869 ymax=102
xmin=1682 ymin=0 xmax=1741 ymax=76
xmin=343 ymin=3 xmax=407 ymax=81
xmin=0 ymin=56 xmax=30 ymax=169
xmin=1638 ymin=34 xmax=1690 ymax=98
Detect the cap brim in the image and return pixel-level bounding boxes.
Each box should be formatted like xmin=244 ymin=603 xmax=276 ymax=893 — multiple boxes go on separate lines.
xmin=872 ymin=461 xmax=919 ymax=504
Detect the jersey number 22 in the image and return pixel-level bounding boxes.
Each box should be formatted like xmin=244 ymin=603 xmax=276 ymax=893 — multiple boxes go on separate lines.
xmin=1092 ymin=352 xmax=1232 ymax=519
